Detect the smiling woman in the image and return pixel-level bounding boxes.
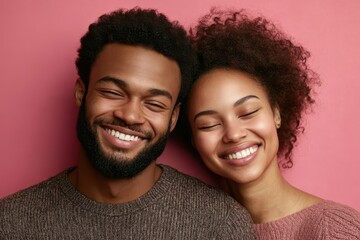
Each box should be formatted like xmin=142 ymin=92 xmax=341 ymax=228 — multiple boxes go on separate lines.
xmin=183 ymin=8 xmax=360 ymax=239
xmin=188 ymin=69 xmax=281 ymax=184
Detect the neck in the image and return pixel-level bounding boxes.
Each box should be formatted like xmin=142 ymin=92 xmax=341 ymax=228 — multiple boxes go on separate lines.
xmin=69 ymin=149 xmax=161 ymax=204
xmin=224 ymin=160 xmax=321 ymax=223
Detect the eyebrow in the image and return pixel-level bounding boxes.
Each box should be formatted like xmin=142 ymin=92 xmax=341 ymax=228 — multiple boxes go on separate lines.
xmin=192 ymin=95 xmax=259 ymax=122
xmin=148 ymin=89 xmax=173 ymax=101
xmin=97 ymin=76 xmax=173 ymax=101
xmin=97 ymin=76 xmax=127 ymax=88
xmin=233 ymin=95 xmax=259 ymax=107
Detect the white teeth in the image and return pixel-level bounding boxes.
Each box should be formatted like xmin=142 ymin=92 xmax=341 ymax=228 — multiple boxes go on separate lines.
xmin=106 ymin=128 xmax=140 ymax=142
xmin=225 ymin=145 xmax=258 ymax=160
xmin=241 ymin=150 xmax=246 ymax=157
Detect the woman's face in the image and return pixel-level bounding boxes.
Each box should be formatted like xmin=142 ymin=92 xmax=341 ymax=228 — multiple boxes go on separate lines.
xmin=187 ymin=68 xmax=281 ymax=184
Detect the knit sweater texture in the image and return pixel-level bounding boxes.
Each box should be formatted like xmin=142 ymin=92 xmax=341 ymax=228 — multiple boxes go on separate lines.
xmin=255 ymin=200 xmax=360 ymax=239
xmin=0 ymin=165 xmax=256 ymax=240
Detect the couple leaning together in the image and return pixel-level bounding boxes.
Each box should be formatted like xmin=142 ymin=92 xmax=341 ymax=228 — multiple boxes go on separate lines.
xmin=1 ymin=7 xmax=359 ymax=239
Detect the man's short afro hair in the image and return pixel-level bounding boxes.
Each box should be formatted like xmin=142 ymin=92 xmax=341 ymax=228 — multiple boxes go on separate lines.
xmin=76 ymin=7 xmax=197 ymax=104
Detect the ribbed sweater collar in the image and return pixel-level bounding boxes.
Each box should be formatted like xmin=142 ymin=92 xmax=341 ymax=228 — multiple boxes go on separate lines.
xmin=255 ymin=200 xmax=331 ymax=230
xmin=55 ymin=164 xmax=174 ymax=216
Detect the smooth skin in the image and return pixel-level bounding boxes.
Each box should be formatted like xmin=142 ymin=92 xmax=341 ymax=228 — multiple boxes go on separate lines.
xmin=70 ymin=44 xmax=181 ymax=204
xmin=187 ymin=68 xmax=321 ymax=223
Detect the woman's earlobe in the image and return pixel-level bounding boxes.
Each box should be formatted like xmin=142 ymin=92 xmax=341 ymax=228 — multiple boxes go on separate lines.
xmin=274 ymin=107 xmax=281 ymax=129
xmin=275 ymin=120 xmax=281 ymax=129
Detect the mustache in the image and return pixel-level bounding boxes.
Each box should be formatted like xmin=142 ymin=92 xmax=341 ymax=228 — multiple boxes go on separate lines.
xmin=94 ymin=118 xmax=153 ymax=138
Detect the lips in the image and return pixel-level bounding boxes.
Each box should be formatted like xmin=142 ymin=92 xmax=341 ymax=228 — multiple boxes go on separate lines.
xmin=220 ymin=143 xmax=259 ymax=160
xmin=224 ymin=145 xmax=258 ymax=160
xmin=218 ymin=143 xmax=259 ymax=167
xmin=105 ymin=128 xmax=141 ymax=142
xmin=99 ymin=123 xmax=150 ymax=150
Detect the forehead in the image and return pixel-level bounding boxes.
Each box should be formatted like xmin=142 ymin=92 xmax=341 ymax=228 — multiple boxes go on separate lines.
xmin=89 ymin=43 xmax=181 ymax=100
xmin=188 ymin=69 xmax=269 ymax=112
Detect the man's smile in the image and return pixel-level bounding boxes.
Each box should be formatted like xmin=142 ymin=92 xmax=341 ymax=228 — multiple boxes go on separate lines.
xmin=105 ymin=128 xmax=141 ymax=142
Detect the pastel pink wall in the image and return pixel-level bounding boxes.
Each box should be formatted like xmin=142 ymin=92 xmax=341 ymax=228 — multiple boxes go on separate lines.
xmin=1 ymin=0 xmax=359 ymax=211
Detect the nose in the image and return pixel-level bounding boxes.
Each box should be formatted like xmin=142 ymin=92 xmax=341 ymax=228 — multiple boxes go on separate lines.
xmin=113 ymin=99 xmax=146 ymax=125
xmin=222 ymin=120 xmax=247 ymax=143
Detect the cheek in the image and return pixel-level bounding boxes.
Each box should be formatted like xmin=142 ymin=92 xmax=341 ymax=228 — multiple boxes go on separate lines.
xmin=192 ymin=131 xmax=221 ymax=158
xmin=250 ymin=114 xmax=277 ymax=134
xmin=249 ymin=115 xmax=279 ymax=148
xmin=148 ymin=114 xmax=172 ymax=133
xmin=85 ymin=95 xmax=114 ymax=120
xmin=192 ymin=131 xmax=226 ymax=175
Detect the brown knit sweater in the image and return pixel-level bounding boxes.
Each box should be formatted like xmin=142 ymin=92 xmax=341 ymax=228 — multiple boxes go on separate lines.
xmin=255 ymin=200 xmax=360 ymax=239
xmin=0 ymin=165 xmax=256 ymax=239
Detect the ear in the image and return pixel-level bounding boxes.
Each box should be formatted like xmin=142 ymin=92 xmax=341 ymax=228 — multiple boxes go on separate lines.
xmin=74 ymin=78 xmax=85 ymax=107
xmin=169 ymin=103 xmax=181 ymax=132
xmin=273 ymin=105 xmax=281 ymax=129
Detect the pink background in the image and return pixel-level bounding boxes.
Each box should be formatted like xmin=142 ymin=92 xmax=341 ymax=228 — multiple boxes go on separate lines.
xmin=1 ymin=0 xmax=359 ymax=211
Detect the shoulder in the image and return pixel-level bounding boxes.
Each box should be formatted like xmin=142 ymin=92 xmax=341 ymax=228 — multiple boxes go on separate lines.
xmin=161 ymin=164 xmax=236 ymax=204
xmin=0 ymin=170 xmax=68 ymax=217
xmin=160 ymin=165 xmax=256 ymax=238
xmin=317 ymin=201 xmax=360 ymax=238
xmin=0 ymin=170 xmax=71 ymax=236
xmin=319 ymin=201 xmax=360 ymax=222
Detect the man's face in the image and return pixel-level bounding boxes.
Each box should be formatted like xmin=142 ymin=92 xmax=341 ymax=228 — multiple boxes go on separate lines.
xmin=75 ymin=44 xmax=181 ymax=179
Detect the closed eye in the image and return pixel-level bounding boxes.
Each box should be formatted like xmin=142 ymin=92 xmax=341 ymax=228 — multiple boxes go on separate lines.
xmin=99 ymin=89 xmax=124 ymax=98
xmin=198 ymin=123 xmax=221 ymax=130
xmin=240 ymin=109 xmax=260 ymax=118
xmin=145 ymin=101 xmax=168 ymax=112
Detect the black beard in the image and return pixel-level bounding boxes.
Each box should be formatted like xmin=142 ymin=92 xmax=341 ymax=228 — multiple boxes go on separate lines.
xmin=76 ymin=103 xmax=170 ymax=179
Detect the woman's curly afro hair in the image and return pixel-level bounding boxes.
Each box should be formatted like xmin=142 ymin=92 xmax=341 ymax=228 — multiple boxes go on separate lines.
xmin=190 ymin=8 xmax=320 ymax=168
xmin=76 ymin=7 xmax=197 ymax=104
